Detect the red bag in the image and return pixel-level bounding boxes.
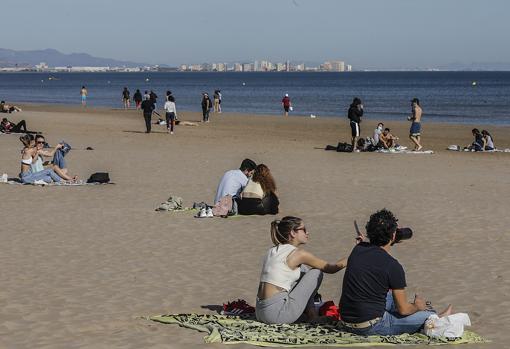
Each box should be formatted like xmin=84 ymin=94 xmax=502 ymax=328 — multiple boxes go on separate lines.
xmin=319 ymin=301 xmax=341 ymax=320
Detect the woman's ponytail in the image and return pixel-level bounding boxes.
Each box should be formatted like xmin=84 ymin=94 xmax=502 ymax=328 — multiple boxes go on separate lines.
xmin=270 ymin=216 xmax=302 ymax=246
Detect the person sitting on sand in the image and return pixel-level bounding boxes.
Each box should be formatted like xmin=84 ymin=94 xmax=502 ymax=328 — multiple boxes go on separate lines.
xmin=467 ymin=128 xmax=484 ymax=151
xmin=256 ymin=216 xmax=348 ymax=324
xmin=1 ymin=117 xmax=38 ymax=134
xmin=379 ymin=128 xmax=399 ymax=149
xmin=373 ymin=123 xmax=384 ymax=147
xmin=339 ymin=209 xmax=452 ymax=336
xmin=18 ymin=134 xmax=62 ymax=184
xmin=0 ymin=101 xmax=22 ymax=113
xmin=214 ymin=159 xmax=256 ymax=204
xmin=237 ymin=164 xmax=279 ymax=215
xmin=481 ymin=130 xmax=495 ymax=151
xmin=33 ymin=134 xmax=77 ymax=181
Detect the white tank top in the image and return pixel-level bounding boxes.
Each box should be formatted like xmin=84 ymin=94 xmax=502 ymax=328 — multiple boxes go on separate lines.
xmin=260 ymin=244 xmax=301 ymax=291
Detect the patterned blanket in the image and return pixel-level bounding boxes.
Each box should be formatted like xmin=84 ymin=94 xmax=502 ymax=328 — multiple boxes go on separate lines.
xmin=150 ymin=314 xmax=488 ymax=347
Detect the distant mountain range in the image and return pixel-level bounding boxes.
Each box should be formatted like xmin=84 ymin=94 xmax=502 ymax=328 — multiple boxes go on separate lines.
xmin=0 ymin=48 xmax=149 ymax=68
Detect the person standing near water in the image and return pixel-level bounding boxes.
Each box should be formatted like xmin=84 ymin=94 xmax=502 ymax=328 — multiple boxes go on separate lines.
xmin=122 ymin=87 xmax=131 ymax=109
xmin=408 ymin=98 xmax=423 ymax=151
xmin=133 ymin=89 xmax=143 ymax=110
xmin=201 ymin=93 xmax=212 ymax=122
xmin=282 ymin=94 xmax=291 ymax=116
xmin=141 ymin=96 xmax=155 ymax=133
xmin=80 ymin=86 xmax=88 ymax=106
xmin=164 ymin=95 xmax=177 ymax=134
xmin=347 ymin=97 xmax=363 ymax=151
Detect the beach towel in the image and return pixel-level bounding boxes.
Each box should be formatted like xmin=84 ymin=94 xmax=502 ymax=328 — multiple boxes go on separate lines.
xmin=1 ymin=179 xmax=113 ymax=186
xmin=149 ymin=314 xmax=488 ymax=347
xmin=447 ymin=145 xmax=510 ymax=153
xmin=376 ymin=149 xmax=434 ymax=154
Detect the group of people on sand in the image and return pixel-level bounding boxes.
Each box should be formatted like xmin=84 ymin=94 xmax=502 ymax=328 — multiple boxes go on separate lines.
xmin=213 ymin=159 xmax=279 ymax=216
xmin=255 ymin=210 xmax=453 ymax=336
xmin=468 ymin=128 xmax=495 ymax=151
xmin=348 ymin=97 xmax=424 ymax=152
xmin=18 ymin=134 xmax=76 ymax=184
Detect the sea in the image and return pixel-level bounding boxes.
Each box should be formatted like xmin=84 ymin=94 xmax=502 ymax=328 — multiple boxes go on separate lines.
xmin=1 ymin=71 xmax=510 ymax=125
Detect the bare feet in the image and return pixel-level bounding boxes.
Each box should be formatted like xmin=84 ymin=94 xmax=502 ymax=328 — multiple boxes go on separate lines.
xmin=416 ymin=145 xmax=423 ymax=151
xmin=438 ymin=304 xmax=453 ymax=317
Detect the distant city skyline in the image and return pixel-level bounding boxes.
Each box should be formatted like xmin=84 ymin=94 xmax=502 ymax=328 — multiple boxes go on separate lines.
xmin=1 ymin=0 xmax=510 ymax=70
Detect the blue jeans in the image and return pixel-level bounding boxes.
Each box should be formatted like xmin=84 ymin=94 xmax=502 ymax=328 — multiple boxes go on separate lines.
xmin=52 ymin=148 xmax=66 ymax=169
xmin=347 ymin=292 xmax=434 ymax=336
xmin=20 ymin=169 xmax=62 ymax=184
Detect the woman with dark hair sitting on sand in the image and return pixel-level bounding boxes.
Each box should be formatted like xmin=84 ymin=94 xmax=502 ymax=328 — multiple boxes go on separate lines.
xmin=33 ymin=134 xmax=77 ymax=181
xmin=467 ymin=128 xmax=484 ymax=151
xmin=237 ymin=164 xmax=279 ymax=215
xmin=18 ymin=134 xmax=62 ymax=184
xmin=256 ymin=216 xmax=348 ymax=324
xmin=481 ymin=130 xmax=495 ymax=151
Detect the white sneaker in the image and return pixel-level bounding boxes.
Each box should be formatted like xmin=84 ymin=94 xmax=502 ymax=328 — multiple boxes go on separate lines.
xmin=195 ymin=208 xmax=207 ymax=218
xmin=206 ymin=207 xmax=214 ymax=217
xmin=0 ymin=173 xmax=8 ymax=183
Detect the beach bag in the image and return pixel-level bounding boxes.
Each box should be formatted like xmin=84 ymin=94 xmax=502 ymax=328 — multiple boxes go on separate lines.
xmin=336 ymin=142 xmax=353 ymax=152
xmin=212 ymin=195 xmax=233 ymax=217
xmin=87 ymin=172 xmax=110 ymax=184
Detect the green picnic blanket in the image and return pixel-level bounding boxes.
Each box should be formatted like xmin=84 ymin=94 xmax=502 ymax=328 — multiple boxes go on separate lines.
xmin=150 ymin=314 xmax=488 ymax=347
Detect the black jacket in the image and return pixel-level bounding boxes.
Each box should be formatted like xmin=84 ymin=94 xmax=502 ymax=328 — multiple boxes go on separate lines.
xmin=141 ymin=100 xmax=155 ymax=115
xmin=348 ymin=105 xmax=363 ymax=123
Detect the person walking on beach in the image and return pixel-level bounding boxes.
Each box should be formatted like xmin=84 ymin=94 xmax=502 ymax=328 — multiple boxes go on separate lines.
xmin=122 ymin=87 xmax=131 ymax=109
xmin=141 ymin=96 xmax=155 ymax=133
xmin=282 ymin=94 xmax=291 ymax=116
xmin=201 ymin=93 xmax=212 ymax=122
xmin=214 ymin=90 xmax=222 ymax=113
xmin=348 ymin=97 xmax=364 ymax=151
xmin=80 ymin=86 xmax=88 ymax=106
xmin=164 ymin=95 xmax=177 ymax=134
xmin=133 ymin=89 xmax=143 ymax=109
xmin=149 ymin=90 xmax=158 ymax=110
xmin=408 ymin=98 xmax=423 ymax=151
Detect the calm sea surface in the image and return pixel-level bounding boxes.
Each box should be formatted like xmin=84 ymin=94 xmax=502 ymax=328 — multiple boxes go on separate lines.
xmin=1 ymin=71 xmax=510 ymax=125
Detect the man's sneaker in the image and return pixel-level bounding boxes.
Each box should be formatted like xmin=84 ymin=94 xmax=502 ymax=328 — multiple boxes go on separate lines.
xmin=206 ymin=207 xmax=214 ymax=217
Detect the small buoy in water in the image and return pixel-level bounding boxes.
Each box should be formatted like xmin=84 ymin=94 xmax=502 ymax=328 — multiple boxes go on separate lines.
xmin=310 ymin=114 xmax=317 ymax=119
xmin=242 ymin=82 xmax=246 ymax=86
xmin=472 ymin=81 xmax=477 ymax=86
xmin=41 ymin=80 xmax=44 ymax=83
xmin=146 ymin=78 xmax=150 ymax=82
xmin=107 ymin=81 xmax=111 ymax=84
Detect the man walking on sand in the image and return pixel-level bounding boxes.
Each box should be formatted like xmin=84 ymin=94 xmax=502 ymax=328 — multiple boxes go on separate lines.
xmin=348 ymin=97 xmax=363 ymax=151
xmin=141 ymin=96 xmax=155 ymax=133
xmin=408 ymin=98 xmax=423 ymax=151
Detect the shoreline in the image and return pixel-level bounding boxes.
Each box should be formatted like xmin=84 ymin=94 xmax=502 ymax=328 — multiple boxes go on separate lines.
xmin=14 ymin=102 xmax=510 ymax=128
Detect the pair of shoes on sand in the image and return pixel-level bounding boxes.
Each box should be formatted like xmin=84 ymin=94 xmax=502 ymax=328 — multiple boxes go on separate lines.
xmin=196 ymin=207 xmax=213 ymax=218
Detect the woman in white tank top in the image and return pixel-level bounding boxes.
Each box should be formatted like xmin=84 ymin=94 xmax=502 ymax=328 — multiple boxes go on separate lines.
xmin=256 ymin=216 xmax=349 ymax=324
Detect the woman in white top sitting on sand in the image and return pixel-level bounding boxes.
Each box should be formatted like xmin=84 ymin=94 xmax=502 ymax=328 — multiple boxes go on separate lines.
xmin=18 ymin=134 xmax=62 ymax=184
xmin=256 ymin=216 xmax=349 ymax=324
xmin=481 ymin=130 xmax=495 ymax=151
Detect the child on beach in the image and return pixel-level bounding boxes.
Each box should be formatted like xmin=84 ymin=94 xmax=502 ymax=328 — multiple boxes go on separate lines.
xmin=81 ymin=86 xmax=88 ymax=106
xmin=256 ymin=216 xmax=348 ymax=324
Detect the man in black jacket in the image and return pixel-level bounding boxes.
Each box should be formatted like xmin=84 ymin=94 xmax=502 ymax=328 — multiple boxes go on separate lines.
xmin=348 ymin=97 xmax=363 ymax=151
xmin=141 ymin=96 xmax=155 ymax=133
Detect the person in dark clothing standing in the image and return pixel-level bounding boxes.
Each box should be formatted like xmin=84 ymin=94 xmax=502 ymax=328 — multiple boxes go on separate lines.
xmin=347 ymin=97 xmax=364 ymax=151
xmin=122 ymin=87 xmax=131 ymax=109
xmin=149 ymin=90 xmax=158 ymax=110
xmin=281 ymin=94 xmax=291 ymax=116
xmin=133 ymin=89 xmax=143 ymax=110
xmin=339 ymin=209 xmax=452 ymax=336
xmin=140 ymin=96 xmax=155 ymax=133
xmin=201 ymin=93 xmax=212 ymax=122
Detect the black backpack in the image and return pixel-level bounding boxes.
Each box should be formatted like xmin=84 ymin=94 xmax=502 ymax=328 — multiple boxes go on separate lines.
xmin=87 ymin=172 xmax=110 ymax=184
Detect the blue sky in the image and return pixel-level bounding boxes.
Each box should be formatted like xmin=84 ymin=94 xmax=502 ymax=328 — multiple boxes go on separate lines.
xmin=1 ymin=0 xmax=509 ymax=69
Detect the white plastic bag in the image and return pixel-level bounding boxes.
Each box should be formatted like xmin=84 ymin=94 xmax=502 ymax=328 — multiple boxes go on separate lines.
xmin=423 ymin=313 xmax=471 ymax=339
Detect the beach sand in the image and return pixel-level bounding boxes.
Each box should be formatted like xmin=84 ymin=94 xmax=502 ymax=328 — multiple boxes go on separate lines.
xmin=1 ymin=105 xmax=509 ymax=348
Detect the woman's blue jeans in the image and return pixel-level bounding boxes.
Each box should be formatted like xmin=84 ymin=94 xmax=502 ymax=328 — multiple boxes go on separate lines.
xmin=346 ymin=292 xmax=434 ymax=336
xmin=20 ymin=169 xmax=62 ymax=184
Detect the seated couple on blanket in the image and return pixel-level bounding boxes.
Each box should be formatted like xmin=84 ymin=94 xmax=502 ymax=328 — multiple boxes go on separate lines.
xmin=467 ymin=129 xmax=495 ymax=151
xmin=255 ymin=209 xmax=452 ymax=336
xmin=214 ymin=159 xmax=279 ymax=216
xmin=19 ymin=134 xmax=77 ymax=184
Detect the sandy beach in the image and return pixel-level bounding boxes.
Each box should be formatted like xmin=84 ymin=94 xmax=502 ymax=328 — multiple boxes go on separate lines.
xmin=1 ymin=105 xmax=509 ymax=348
